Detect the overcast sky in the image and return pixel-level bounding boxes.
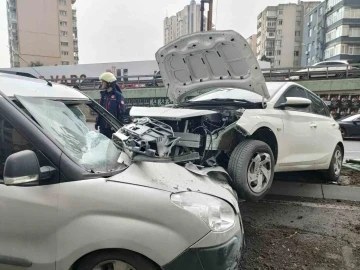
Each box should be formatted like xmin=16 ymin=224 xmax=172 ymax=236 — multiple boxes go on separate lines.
xmin=0 ymin=0 xmax=302 ymax=68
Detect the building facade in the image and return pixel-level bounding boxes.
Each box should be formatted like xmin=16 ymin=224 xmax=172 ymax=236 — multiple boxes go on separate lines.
xmin=301 ymin=2 xmax=326 ymax=66
xmin=6 ymin=0 xmax=79 ymax=67
xmin=323 ymin=0 xmax=360 ymax=62
xmin=257 ymin=1 xmax=321 ymax=68
xmin=164 ymin=0 xmax=208 ymax=45
xmin=246 ymin=34 xmax=257 ymax=55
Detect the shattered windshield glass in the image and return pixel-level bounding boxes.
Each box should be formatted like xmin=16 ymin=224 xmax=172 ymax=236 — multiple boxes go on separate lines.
xmin=15 ymin=95 xmax=123 ymax=173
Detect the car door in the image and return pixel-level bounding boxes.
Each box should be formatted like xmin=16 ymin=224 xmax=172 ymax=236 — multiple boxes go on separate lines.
xmin=306 ymin=90 xmax=341 ymax=166
xmin=0 ymin=101 xmax=60 ymax=270
xmin=349 ymin=116 xmax=360 ymax=137
xmin=275 ymin=86 xmax=317 ymax=169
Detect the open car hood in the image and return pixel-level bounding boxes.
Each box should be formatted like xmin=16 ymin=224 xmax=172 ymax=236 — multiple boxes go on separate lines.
xmin=156 ymin=30 xmax=269 ymax=103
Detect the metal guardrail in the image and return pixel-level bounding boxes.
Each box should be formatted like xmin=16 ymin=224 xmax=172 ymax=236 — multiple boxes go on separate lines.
xmin=48 ymin=63 xmax=360 ymax=90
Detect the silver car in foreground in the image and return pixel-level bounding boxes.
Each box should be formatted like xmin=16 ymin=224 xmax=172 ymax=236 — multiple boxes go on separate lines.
xmin=0 ymin=73 xmax=243 ymax=270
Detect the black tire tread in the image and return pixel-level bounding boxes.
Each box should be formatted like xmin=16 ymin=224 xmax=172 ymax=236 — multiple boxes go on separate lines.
xmin=228 ymin=140 xmax=274 ymax=201
xmin=323 ymin=145 xmax=342 ymax=182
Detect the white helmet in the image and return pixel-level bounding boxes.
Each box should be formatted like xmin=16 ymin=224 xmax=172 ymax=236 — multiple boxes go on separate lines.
xmin=99 ymin=72 xmax=117 ymax=83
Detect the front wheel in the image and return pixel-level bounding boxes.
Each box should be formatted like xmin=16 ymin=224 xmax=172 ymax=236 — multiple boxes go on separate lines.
xmin=323 ymin=145 xmax=343 ymax=182
xmin=228 ymin=140 xmax=275 ymax=201
xmin=76 ymin=250 xmax=159 ymax=270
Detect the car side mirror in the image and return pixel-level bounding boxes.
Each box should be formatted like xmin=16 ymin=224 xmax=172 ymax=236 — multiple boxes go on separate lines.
xmin=275 ymin=97 xmax=312 ymax=109
xmin=4 ymin=150 xmax=56 ymax=186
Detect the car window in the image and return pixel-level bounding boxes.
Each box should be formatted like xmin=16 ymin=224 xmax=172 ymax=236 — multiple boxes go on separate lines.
xmin=0 ymin=115 xmax=33 ymax=180
xmin=307 ymin=91 xmax=329 ymax=117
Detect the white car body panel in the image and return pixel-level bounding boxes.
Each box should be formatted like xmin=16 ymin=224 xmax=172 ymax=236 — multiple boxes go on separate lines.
xmin=130 ymin=106 xmax=217 ymax=120
xmin=156 ymin=30 xmax=269 ymax=103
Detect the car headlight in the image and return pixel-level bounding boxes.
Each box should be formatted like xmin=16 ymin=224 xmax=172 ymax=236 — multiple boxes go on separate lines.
xmin=171 ymin=192 xmax=235 ymax=232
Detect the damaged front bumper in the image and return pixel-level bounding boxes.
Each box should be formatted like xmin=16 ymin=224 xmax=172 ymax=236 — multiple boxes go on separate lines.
xmin=113 ymin=117 xmax=201 ymax=163
xmin=163 ymin=225 xmax=244 ymax=270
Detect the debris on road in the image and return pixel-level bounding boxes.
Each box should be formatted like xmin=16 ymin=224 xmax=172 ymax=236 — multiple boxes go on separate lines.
xmin=239 ymin=199 xmax=360 ymax=269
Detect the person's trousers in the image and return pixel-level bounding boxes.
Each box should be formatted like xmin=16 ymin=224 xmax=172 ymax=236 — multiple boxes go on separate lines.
xmin=100 ymin=127 xmax=113 ymax=139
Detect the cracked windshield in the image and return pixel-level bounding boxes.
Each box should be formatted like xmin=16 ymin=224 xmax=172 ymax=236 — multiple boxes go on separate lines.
xmin=0 ymin=0 xmax=360 ymax=270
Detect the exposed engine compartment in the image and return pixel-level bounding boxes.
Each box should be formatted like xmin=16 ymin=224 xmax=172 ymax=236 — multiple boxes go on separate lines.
xmin=114 ymin=103 xmax=260 ymax=166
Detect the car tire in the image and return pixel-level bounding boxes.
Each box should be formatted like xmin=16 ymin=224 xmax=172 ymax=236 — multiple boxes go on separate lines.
xmin=323 ymin=145 xmax=343 ymax=182
xmin=228 ymin=140 xmax=275 ymax=201
xmin=340 ymin=128 xmax=347 ymax=139
xmin=76 ymin=250 xmax=159 ymax=270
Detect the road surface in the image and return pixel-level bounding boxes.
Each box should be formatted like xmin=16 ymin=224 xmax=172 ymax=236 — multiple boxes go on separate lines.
xmin=344 ymin=140 xmax=360 ymax=161
xmin=239 ymin=197 xmax=360 ymax=269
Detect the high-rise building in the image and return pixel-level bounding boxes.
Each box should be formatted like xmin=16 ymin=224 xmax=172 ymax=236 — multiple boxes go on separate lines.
xmin=301 ymin=2 xmax=326 ymax=66
xmin=6 ymin=0 xmax=79 ymax=67
xmin=257 ymin=1 xmax=321 ymax=68
xmin=164 ymin=0 xmax=209 ymax=45
xmin=302 ymin=0 xmax=360 ymax=66
xmin=246 ymin=34 xmax=257 ymax=55
xmin=323 ymin=0 xmax=360 ymax=62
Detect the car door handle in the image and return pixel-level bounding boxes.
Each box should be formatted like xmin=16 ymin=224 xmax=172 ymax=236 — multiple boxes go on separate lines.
xmin=310 ymin=123 xmax=317 ymax=128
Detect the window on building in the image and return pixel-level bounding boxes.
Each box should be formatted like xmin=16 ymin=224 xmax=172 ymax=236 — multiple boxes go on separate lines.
xmin=296 ymin=21 xmax=301 ymax=27
xmin=309 ymin=29 xmax=312 ymax=37
xmin=277 ymin=30 xmax=282 ymax=36
xmin=59 ymin=10 xmax=67 ymax=16
xmin=267 ymin=31 xmax=275 ymax=37
xmin=62 ymin=61 xmax=70 ymax=65
xmin=278 ymin=10 xmax=283 ymax=15
xmin=59 ymin=0 xmax=66 ymax=6
xmin=294 ymin=51 xmax=300 ymax=57
xmin=350 ymin=28 xmax=360 ymax=37
xmin=278 ymin=19 xmax=283 ymax=25
xmin=267 ymin=21 xmax=276 ymax=27
xmin=60 ymin=41 xmax=68 ymax=46
xmin=319 ymin=7 xmax=323 ymax=15
xmin=265 ymin=51 xmax=274 ymax=56
xmin=307 ymin=58 xmax=311 ymax=65
xmin=295 ymin=31 xmax=301 ymax=37
xmin=276 ymin=40 xmax=282 ymax=46
xmin=310 ymin=14 xmax=313 ymax=22
xmin=349 ymin=8 xmax=360 ymax=18
xmin=60 ymin=31 xmax=68 ymax=36
xmin=59 ymin=20 xmax=67 ymax=26
xmin=276 ymin=50 xmax=281 ymax=55
xmin=348 ymin=46 xmax=360 ymax=55
xmin=275 ymin=60 xmax=281 ymax=66
xmin=308 ymin=43 xmax=311 ymax=52
xmin=61 ymin=51 xmax=69 ymax=56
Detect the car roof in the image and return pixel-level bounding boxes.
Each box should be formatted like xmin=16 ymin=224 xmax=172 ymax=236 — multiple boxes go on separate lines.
xmin=0 ymin=73 xmax=89 ymax=101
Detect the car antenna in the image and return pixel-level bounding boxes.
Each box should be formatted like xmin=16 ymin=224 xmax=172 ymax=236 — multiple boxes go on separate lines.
xmin=7 ymin=46 xmax=52 ymax=87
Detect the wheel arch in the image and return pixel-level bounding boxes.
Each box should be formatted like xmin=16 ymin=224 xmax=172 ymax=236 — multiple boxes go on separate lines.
xmin=249 ymin=127 xmax=279 ymax=163
xmin=70 ymin=248 xmax=161 ymax=270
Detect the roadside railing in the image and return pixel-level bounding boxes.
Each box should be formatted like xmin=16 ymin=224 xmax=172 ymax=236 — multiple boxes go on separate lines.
xmin=46 ymin=63 xmax=360 ymax=90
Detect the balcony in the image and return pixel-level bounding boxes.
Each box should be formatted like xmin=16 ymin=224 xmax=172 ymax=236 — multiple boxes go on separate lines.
xmin=74 ymin=46 xmax=78 ymax=52
xmin=73 ymin=26 xmax=77 ymax=32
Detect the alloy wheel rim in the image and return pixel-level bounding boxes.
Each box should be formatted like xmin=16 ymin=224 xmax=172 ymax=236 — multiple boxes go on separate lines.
xmin=247 ymin=152 xmax=272 ymax=193
xmin=333 ymin=150 xmax=342 ymax=176
xmin=93 ymin=260 xmax=136 ymax=270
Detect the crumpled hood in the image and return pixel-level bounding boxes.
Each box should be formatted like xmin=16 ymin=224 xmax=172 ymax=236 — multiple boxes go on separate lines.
xmin=108 ymin=162 xmax=239 ymax=213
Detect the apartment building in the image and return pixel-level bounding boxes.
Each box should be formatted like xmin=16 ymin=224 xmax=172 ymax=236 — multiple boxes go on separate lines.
xmin=323 ymin=0 xmax=360 ymax=62
xmin=164 ymin=0 xmax=208 ymax=45
xmin=246 ymin=34 xmax=257 ymax=55
xmin=257 ymin=1 xmax=320 ymax=68
xmin=301 ymin=2 xmax=326 ymax=66
xmin=6 ymin=0 xmax=79 ymax=67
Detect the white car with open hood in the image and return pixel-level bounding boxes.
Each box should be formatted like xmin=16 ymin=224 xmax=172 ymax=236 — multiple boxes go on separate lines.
xmin=115 ymin=30 xmax=344 ymax=201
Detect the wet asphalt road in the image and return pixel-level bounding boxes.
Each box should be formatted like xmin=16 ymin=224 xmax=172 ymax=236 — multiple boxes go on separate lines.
xmin=239 ymin=197 xmax=360 ymax=269
xmin=344 ymin=140 xmax=360 ymax=161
